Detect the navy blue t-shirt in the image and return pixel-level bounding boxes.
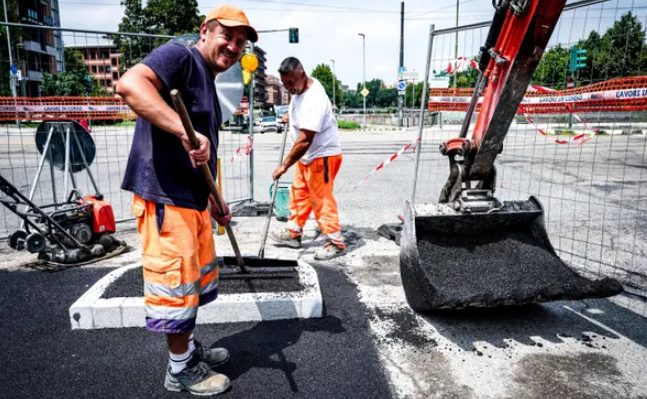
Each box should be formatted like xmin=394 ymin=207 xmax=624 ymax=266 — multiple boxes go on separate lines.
xmin=121 ymin=42 xmax=221 ymax=211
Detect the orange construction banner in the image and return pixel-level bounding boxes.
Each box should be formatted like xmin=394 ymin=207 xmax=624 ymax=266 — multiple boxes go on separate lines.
xmin=428 ymin=76 xmax=647 ymax=114
xmin=0 ymin=96 xmax=135 ymax=121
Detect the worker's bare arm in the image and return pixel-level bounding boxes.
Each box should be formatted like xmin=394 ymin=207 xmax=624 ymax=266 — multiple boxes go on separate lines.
xmin=116 ymin=63 xmax=185 ymax=138
xmin=116 ymin=64 xmax=210 ymax=167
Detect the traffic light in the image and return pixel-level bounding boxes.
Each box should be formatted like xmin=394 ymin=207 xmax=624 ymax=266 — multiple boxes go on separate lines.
xmin=289 ymin=28 xmax=299 ymax=44
xmin=569 ymin=46 xmax=587 ymax=72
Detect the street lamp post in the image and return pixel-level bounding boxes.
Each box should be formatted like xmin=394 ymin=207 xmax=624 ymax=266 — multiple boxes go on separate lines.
xmin=358 ymin=33 xmax=366 ymax=127
xmin=3 ymin=0 xmax=19 ymax=127
xmin=330 ymin=58 xmax=336 ymax=112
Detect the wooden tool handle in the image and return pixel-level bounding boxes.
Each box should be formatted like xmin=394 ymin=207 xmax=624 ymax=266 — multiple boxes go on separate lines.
xmin=170 ymin=89 xmax=247 ymax=271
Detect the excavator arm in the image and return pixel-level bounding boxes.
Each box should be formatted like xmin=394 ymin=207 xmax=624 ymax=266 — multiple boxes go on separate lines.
xmin=399 ymin=0 xmax=624 ymax=312
xmin=438 ymin=0 xmax=567 ymax=209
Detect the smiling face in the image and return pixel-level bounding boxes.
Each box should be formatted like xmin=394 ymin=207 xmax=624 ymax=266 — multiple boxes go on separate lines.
xmin=280 ymin=67 xmax=308 ymax=95
xmin=198 ymin=21 xmax=247 ymax=74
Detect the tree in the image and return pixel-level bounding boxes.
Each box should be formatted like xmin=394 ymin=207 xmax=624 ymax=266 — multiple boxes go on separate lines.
xmin=114 ymin=0 xmax=200 ymax=72
xmin=311 ymin=63 xmax=342 ymax=106
xmin=356 ymin=79 xmax=385 ymax=108
xmin=343 ymin=90 xmax=360 ymax=108
xmin=532 ymin=11 xmax=647 ymax=88
xmin=593 ymin=12 xmax=647 ymax=81
xmin=405 ymin=81 xmax=427 ymax=108
xmin=376 ymin=88 xmax=397 ymax=108
xmin=41 ymin=69 xmax=109 ymax=97
xmin=145 ymin=0 xmax=200 ymax=35
xmin=532 ymin=45 xmax=569 ymax=88
xmin=64 ymin=48 xmax=85 ymax=70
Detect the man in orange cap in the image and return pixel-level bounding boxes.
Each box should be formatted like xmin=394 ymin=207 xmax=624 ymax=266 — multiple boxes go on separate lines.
xmin=117 ymin=5 xmax=257 ymax=396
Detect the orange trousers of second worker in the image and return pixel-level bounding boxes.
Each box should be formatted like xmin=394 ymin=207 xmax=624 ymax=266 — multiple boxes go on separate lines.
xmin=287 ymin=154 xmax=342 ymax=239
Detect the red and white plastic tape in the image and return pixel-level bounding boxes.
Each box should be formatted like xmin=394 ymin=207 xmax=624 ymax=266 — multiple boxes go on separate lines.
xmin=521 ymin=85 xmax=599 ymax=144
xmin=523 ymin=112 xmax=598 ymax=145
xmin=444 ymin=57 xmax=478 ymax=75
xmin=230 ymin=136 xmax=254 ymax=162
xmin=352 ymin=137 xmax=421 ymax=190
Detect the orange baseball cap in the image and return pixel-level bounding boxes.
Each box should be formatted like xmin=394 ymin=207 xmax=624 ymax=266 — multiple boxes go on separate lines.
xmin=205 ymin=5 xmax=258 ymax=43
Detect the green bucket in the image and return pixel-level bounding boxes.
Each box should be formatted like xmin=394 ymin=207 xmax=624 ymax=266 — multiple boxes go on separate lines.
xmin=270 ymin=181 xmax=292 ymax=222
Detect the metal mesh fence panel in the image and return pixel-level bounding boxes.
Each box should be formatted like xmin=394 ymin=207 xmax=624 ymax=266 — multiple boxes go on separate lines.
xmin=414 ymin=0 xmax=647 ymax=316
xmin=0 ymin=25 xmax=252 ymax=239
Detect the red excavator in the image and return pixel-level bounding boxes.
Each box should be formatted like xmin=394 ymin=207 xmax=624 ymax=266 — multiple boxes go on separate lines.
xmin=400 ymin=0 xmax=623 ymax=311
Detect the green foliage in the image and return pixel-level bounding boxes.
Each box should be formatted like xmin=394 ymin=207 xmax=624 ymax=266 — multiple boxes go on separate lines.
xmin=352 ymin=79 xmax=397 ymax=108
xmin=311 ymin=63 xmax=343 ymax=105
xmin=114 ymin=0 xmax=200 ymax=71
xmin=41 ymin=69 xmax=109 ymax=97
xmin=343 ymin=90 xmax=360 ymax=108
xmin=404 ymin=82 xmax=427 ymax=107
xmin=533 ymin=11 xmax=647 ymax=88
xmin=338 ymin=120 xmax=360 ymax=129
xmin=449 ymin=67 xmax=480 ymax=88
xmin=375 ymin=88 xmax=397 ymax=107
xmin=533 ymin=45 xmax=570 ymax=88
xmin=64 ymin=48 xmax=85 ymax=70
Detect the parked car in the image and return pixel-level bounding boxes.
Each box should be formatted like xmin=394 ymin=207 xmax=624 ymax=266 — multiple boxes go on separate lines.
xmin=260 ymin=116 xmax=278 ymax=133
xmin=276 ymin=106 xmax=289 ymax=133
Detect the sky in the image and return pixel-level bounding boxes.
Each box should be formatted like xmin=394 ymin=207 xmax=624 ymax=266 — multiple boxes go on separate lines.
xmin=56 ymin=0 xmax=647 ymax=89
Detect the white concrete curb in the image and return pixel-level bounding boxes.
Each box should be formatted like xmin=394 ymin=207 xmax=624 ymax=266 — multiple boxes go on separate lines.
xmin=69 ymin=260 xmax=322 ymax=330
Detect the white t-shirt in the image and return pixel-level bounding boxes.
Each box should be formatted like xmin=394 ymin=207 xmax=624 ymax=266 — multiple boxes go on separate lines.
xmin=288 ymin=78 xmax=342 ymax=165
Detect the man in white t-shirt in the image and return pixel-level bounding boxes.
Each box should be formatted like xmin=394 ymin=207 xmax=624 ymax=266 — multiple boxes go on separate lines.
xmin=270 ymin=57 xmax=345 ymax=260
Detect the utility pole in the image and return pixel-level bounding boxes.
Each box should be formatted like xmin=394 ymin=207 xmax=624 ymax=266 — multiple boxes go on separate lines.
xmin=359 ymin=33 xmax=366 ymax=127
xmin=330 ymin=59 xmax=336 ymax=111
xmin=398 ymin=1 xmax=405 ymax=127
xmin=453 ymin=0 xmax=459 ymax=89
xmin=3 ymin=0 xmax=18 ymax=127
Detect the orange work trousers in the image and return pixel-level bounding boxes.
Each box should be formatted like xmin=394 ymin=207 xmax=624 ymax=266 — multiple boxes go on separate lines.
xmin=131 ymin=195 xmax=218 ymax=334
xmin=287 ymin=154 xmax=342 ymax=239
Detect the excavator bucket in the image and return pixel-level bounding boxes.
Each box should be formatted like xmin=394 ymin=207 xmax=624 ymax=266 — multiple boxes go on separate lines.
xmin=400 ymin=198 xmax=623 ymax=311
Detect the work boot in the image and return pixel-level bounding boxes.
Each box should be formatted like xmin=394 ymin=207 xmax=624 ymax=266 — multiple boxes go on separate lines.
xmin=270 ymin=228 xmax=302 ymax=248
xmin=314 ymin=238 xmax=346 ymax=260
xmin=164 ymin=357 xmax=231 ymax=396
xmin=193 ymin=340 xmax=230 ymax=369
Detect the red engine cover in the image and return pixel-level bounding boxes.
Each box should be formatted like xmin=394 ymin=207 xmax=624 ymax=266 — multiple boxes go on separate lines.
xmin=85 ymin=196 xmax=117 ymax=234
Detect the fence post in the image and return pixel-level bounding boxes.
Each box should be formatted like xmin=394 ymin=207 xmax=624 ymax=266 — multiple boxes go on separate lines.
xmin=411 ymin=24 xmax=435 ymax=205
xmin=248 ymin=42 xmax=256 ymax=202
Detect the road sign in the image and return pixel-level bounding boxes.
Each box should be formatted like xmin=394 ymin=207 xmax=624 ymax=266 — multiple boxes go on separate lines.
xmin=10 ymin=64 xmax=17 ymax=74
xmin=397 ymin=80 xmax=406 ymax=91
xmin=428 ymin=76 xmax=450 ymax=89
xmin=360 ymin=88 xmax=370 ymax=97
xmin=398 ymin=71 xmax=418 ymax=81
xmin=567 ymin=77 xmax=575 ymax=89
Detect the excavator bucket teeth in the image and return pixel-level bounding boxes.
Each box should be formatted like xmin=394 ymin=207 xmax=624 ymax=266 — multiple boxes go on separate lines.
xmin=400 ymin=197 xmax=623 ymax=311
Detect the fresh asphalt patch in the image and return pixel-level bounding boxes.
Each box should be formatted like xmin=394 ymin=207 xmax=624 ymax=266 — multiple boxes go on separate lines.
xmin=102 ymin=264 xmax=304 ymax=298
xmin=0 ymin=265 xmax=392 ymax=399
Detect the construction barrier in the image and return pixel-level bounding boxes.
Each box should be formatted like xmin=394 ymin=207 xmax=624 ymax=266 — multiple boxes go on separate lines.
xmin=429 ymin=77 xmax=647 ymax=114
xmin=0 ymin=96 xmax=134 ymax=121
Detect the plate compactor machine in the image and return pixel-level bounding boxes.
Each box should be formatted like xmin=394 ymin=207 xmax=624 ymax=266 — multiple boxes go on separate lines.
xmin=400 ymin=0 xmax=623 ymax=311
xmin=0 ymin=174 xmax=127 ymax=266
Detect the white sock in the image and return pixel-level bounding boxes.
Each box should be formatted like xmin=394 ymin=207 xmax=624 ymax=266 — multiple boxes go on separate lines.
xmin=287 ymin=221 xmax=302 ymax=232
xmin=169 ymin=350 xmax=192 ymax=374
xmin=188 ymin=333 xmax=196 ymax=353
